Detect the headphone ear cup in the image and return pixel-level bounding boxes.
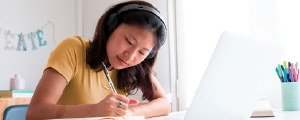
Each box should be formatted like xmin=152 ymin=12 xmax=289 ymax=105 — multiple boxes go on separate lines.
xmin=107 ymin=13 xmax=116 ymax=26
xmin=107 ymin=13 xmax=119 ymax=34
xmin=109 ymin=17 xmax=119 ymax=33
xmin=146 ymin=50 xmax=156 ymax=59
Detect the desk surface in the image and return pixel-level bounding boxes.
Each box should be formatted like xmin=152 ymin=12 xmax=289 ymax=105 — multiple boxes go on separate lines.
xmin=146 ymin=108 xmax=300 ymax=120
xmin=47 ymin=108 xmax=300 ymax=120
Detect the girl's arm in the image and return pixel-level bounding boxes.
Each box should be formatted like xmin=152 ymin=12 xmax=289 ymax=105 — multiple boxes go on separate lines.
xmin=26 ymin=68 xmax=132 ymax=120
xmin=127 ymin=75 xmax=171 ymax=118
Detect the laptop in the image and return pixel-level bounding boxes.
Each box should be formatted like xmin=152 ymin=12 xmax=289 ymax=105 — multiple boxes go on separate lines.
xmin=184 ymin=31 xmax=285 ymax=120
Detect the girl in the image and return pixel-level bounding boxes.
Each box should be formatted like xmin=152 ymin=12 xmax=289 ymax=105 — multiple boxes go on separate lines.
xmin=26 ymin=0 xmax=170 ymax=119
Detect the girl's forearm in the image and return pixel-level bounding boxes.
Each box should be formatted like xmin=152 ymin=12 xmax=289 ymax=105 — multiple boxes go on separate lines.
xmin=129 ymin=98 xmax=171 ymax=118
xmin=26 ymin=103 xmax=94 ymax=120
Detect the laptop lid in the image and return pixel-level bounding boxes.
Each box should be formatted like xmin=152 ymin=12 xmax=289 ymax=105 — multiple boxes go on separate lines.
xmin=184 ymin=31 xmax=285 ymax=120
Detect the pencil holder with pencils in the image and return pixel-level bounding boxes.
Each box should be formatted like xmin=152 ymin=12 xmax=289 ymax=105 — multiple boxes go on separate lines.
xmin=281 ymin=82 xmax=300 ymax=111
xmin=275 ymin=61 xmax=300 ymax=111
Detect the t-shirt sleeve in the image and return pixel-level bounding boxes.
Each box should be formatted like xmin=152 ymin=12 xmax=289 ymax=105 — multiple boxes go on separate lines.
xmin=44 ymin=37 xmax=82 ymax=84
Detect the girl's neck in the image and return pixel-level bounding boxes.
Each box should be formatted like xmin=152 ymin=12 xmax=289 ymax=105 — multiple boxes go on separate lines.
xmin=107 ymin=65 xmax=114 ymax=71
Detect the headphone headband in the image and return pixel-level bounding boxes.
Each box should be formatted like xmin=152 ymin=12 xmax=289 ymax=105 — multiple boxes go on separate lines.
xmin=107 ymin=4 xmax=166 ymax=33
xmin=117 ymin=4 xmax=165 ymax=26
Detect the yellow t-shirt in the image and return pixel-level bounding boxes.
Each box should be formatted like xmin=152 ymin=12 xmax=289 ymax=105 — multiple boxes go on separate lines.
xmin=44 ymin=36 xmax=126 ymax=105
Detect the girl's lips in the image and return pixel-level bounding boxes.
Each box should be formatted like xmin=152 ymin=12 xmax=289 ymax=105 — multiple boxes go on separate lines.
xmin=117 ymin=56 xmax=128 ymax=65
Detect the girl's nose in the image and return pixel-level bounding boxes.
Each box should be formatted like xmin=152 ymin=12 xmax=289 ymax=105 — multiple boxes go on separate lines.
xmin=124 ymin=50 xmax=135 ymax=61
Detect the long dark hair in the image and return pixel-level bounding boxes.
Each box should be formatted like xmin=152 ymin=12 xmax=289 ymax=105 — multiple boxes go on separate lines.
xmin=86 ymin=1 xmax=167 ymax=101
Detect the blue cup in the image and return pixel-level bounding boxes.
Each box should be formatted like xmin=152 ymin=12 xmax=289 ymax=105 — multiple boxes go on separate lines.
xmin=281 ymin=82 xmax=300 ymax=111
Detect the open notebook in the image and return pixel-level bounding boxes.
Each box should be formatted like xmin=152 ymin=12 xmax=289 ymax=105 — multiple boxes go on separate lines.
xmin=47 ymin=116 xmax=144 ymax=120
xmin=251 ymin=98 xmax=275 ymax=118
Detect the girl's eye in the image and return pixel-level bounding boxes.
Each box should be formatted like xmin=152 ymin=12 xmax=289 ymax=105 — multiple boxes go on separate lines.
xmin=139 ymin=51 xmax=145 ymax=55
xmin=126 ymin=38 xmax=133 ymax=45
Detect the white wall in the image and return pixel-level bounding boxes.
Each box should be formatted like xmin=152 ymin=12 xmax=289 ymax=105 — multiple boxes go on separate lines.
xmin=178 ymin=0 xmax=249 ymax=110
xmin=265 ymin=0 xmax=300 ymax=108
xmin=0 ymin=0 xmax=77 ymax=90
xmin=0 ymin=0 xmax=171 ymax=96
xmin=177 ymin=0 xmax=300 ymax=109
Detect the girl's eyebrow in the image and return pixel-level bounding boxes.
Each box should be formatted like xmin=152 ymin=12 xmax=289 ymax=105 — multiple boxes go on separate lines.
xmin=129 ymin=33 xmax=150 ymax=51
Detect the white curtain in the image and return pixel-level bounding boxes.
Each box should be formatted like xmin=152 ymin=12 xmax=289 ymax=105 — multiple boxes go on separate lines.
xmin=177 ymin=0 xmax=300 ymax=110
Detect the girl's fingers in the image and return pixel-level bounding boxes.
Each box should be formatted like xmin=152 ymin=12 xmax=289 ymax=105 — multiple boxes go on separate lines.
xmin=128 ymin=98 xmax=139 ymax=105
xmin=114 ymin=107 xmax=127 ymax=116
xmin=115 ymin=99 xmax=128 ymax=110
xmin=112 ymin=93 xmax=129 ymax=104
xmin=109 ymin=93 xmax=139 ymax=106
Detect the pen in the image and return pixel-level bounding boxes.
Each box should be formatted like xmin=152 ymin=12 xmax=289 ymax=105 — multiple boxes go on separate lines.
xmin=101 ymin=62 xmax=117 ymax=93
xmin=283 ymin=61 xmax=290 ymax=82
xmin=292 ymin=68 xmax=297 ymax=82
xmin=278 ymin=64 xmax=284 ymax=80
xmin=280 ymin=65 xmax=285 ymax=78
xmin=281 ymin=65 xmax=285 ymax=73
xmin=276 ymin=68 xmax=283 ymax=82
xmin=289 ymin=67 xmax=294 ymax=82
xmin=284 ymin=69 xmax=287 ymax=82
xmin=283 ymin=61 xmax=288 ymax=73
xmin=297 ymin=69 xmax=299 ymax=82
xmin=296 ymin=62 xmax=298 ymax=75
xmin=291 ymin=63 xmax=295 ymax=81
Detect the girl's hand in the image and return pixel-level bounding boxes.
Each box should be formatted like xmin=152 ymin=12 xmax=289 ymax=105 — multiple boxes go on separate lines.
xmin=90 ymin=93 xmax=138 ymax=117
xmin=124 ymin=98 xmax=141 ymax=117
xmin=125 ymin=98 xmax=139 ymax=117
xmin=125 ymin=108 xmax=134 ymax=117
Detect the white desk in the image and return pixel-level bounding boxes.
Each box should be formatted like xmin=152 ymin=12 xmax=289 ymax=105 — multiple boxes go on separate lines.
xmin=47 ymin=108 xmax=300 ymax=120
xmin=146 ymin=108 xmax=300 ymax=120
